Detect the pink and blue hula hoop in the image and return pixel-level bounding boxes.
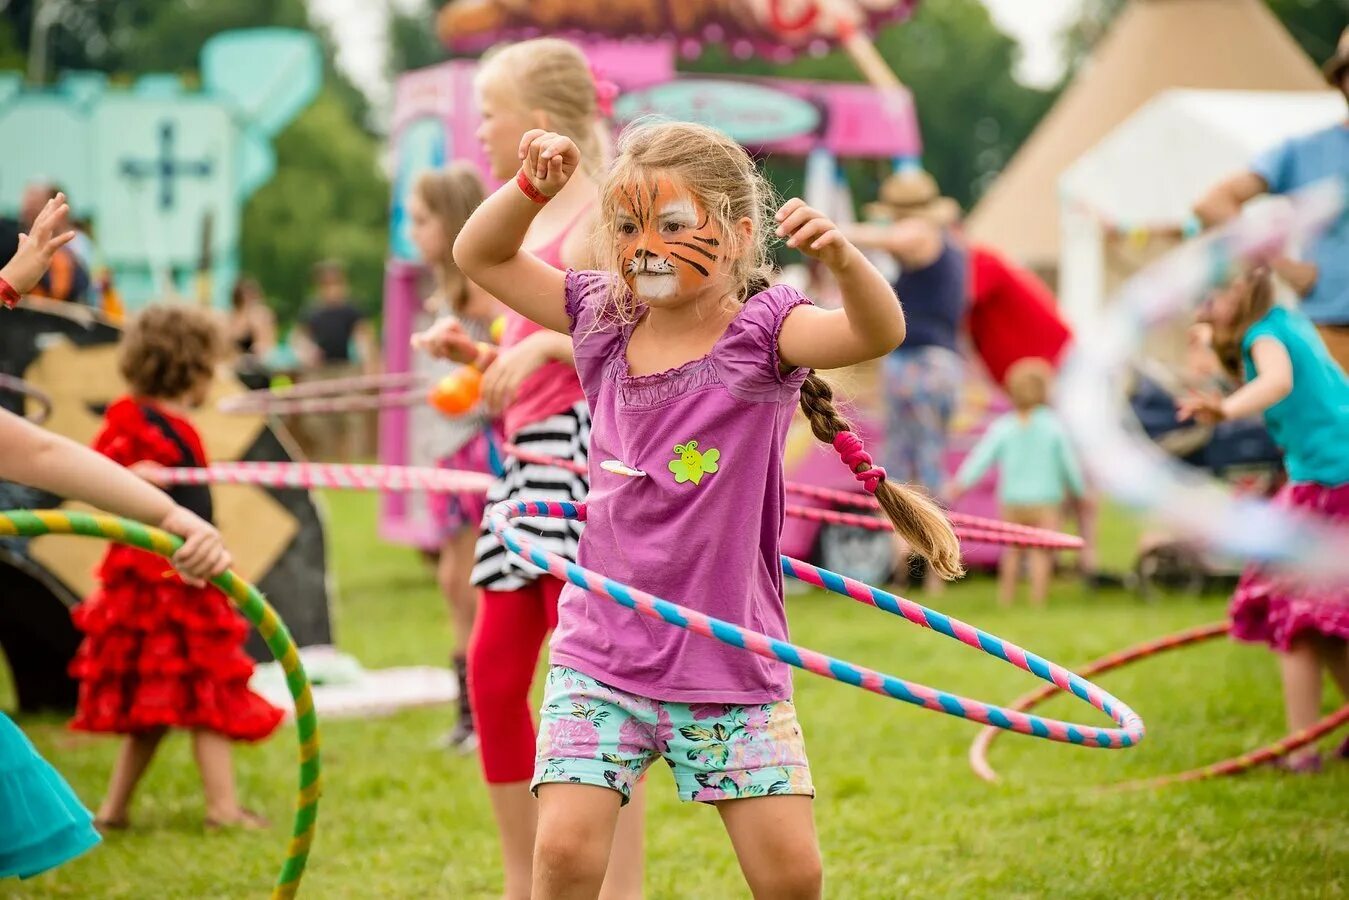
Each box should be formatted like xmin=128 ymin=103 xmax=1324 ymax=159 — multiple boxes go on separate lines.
xmin=489 ymin=499 xmax=1145 ymax=748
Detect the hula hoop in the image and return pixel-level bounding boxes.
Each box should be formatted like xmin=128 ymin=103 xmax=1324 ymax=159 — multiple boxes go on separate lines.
xmin=767 ymin=0 xmax=820 ymax=36
xmin=1058 ymin=180 xmax=1349 ymax=580
xmin=968 ymin=620 xmax=1349 ymax=790
xmin=157 ymin=462 xmax=495 ymax=496
xmin=0 ymin=373 xmax=53 ymax=424
xmin=499 ymin=442 xmax=1083 ymax=550
xmin=0 ymin=509 xmax=319 ymax=898
xmin=489 ymin=499 xmax=1145 ymax=747
xmin=220 ymin=372 xmax=429 ymax=416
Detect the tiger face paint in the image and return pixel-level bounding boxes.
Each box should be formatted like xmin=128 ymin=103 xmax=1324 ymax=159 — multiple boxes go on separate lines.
xmin=615 ymin=176 xmax=723 ymax=305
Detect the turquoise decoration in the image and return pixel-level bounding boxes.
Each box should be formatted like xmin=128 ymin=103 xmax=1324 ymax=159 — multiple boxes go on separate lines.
xmin=389 ymin=117 xmax=449 ymax=263
xmin=615 ymin=80 xmax=821 ymax=145
xmin=0 ymin=29 xmax=321 ymax=311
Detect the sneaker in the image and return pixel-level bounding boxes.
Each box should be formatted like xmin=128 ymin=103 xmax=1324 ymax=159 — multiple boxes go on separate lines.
xmin=435 ymin=718 xmax=478 ymax=754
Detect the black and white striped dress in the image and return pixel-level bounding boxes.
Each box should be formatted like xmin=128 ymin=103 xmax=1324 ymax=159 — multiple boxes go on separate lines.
xmin=470 ymin=401 xmax=590 ymax=591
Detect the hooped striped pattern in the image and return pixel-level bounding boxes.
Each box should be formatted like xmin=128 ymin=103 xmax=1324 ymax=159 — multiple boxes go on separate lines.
xmin=219 ymin=371 xmax=429 ymax=416
xmin=0 ymin=510 xmax=320 ymax=899
xmin=500 ymin=443 xmax=1085 ymax=551
xmin=158 ymin=462 xmax=495 ymax=496
xmin=969 ymin=620 xmax=1349 ymax=789
xmin=488 ymin=499 xmax=1145 ymax=748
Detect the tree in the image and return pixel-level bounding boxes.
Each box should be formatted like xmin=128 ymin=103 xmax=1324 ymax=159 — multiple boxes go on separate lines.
xmin=389 ymin=2 xmax=447 ymax=78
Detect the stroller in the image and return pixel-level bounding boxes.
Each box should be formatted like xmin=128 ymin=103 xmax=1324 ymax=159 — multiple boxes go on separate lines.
xmin=1127 ymin=371 xmax=1284 ymax=598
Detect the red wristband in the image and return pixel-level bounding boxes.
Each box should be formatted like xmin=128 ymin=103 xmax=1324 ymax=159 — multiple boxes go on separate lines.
xmin=516 ymin=169 xmax=551 ymax=205
xmin=0 ymin=277 xmax=20 ymax=309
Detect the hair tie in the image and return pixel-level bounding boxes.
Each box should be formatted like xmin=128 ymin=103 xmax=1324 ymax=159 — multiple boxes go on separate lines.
xmin=833 ymin=431 xmax=886 ymax=494
xmin=588 ymin=62 xmax=619 ymax=119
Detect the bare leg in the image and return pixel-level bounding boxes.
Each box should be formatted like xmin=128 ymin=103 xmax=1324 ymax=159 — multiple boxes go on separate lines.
xmin=1278 ymin=638 xmax=1324 ymax=765
xmin=997 ymin=547 xmax=1021 ymax=608
xmin=97 ymin=727 xmax=167 ymax=824
xmin=600 ymin=781 xmax=646 ymax=900
xmin=1027 ymin=548 xmax=1054 ymax=607
xmin=193 ymin=729 xmax=265 ymax=826
xmin=532 ymin=784 xmax=623 ymax=900
xmin=487 ymin=783 xmax=540 ymax=900
xmin=718 ymin=795 xmax=822 ymax=900
xmin=439 ymin=526 xmax=481 ymax=655
xmin=1313 ymin=636 xmax=1349 ymax=702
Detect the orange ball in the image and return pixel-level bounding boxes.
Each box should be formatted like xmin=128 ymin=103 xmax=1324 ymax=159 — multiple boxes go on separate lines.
xmin=429 ymin=365 xmax=482 ymax=416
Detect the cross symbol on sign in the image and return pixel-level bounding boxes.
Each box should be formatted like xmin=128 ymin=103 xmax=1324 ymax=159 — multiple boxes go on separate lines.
xmin=118 ymin=120 xmax=213 ymax=211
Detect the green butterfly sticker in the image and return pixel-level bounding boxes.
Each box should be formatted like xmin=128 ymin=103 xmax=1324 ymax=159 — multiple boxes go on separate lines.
xmin=668 ymin=440 xmax=720 ymax=486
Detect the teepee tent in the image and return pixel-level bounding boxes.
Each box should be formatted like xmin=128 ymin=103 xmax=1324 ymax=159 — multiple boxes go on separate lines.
xmin=965 ymin=0 xmax=1327 ymax=272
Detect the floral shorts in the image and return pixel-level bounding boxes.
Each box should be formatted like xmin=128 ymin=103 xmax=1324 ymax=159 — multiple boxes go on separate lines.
xmin=532 ymin=666 xmax=814 ymax=806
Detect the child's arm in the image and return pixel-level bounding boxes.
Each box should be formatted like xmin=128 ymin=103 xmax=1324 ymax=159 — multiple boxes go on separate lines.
xmin=452 ymin=130 xmax=574 ymax=334
xmin=946 ymin=418 xmax=1008 ymax=500
xmin=0 ymin=410 xmax=230 ymax=582
xmin=1178 ymin=337 xmax=1293 ymax=424
xmin=480 ymin=330 xmax=575 ymax=413
xmin=1054 ymin=420 xmax=1087 ymax=499
xmin=776 ymin=199 xmax=906 ymax=371
xmin=0 ymin=193 xmax=75 ymax=302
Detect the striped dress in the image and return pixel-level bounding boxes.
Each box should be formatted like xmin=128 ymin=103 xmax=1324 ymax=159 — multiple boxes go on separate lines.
xmin=470 ymin=401 xmax=590 ymax=590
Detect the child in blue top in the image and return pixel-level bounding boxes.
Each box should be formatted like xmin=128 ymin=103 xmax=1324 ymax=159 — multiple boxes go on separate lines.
xmin=1181 ymin=267 xmax=1349 ymax=772
xmin=948 ymin=357 xmax=1085 ymax=606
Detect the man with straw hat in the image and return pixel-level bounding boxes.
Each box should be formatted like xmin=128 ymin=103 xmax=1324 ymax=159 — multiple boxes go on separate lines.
xmin=844 ymin=169 xmax=966 ymax=593
xmin=1195 ymin=27 xmax=1349 ymax=372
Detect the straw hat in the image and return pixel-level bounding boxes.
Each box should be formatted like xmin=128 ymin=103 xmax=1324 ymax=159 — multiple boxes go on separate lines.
xmin=863 ymin=169 xmax=961 ymax=227
xmin=1325 ymin=27 xmax=1349 ymax=86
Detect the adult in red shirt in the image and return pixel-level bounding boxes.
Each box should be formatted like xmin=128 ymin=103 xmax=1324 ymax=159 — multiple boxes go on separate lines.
xmin=966 ymin=244 xmax=1072 ymax=385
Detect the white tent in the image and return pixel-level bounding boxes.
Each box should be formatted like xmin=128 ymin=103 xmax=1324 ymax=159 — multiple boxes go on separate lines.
xmin=1058 ymin=88 xmax=1344 ymax=325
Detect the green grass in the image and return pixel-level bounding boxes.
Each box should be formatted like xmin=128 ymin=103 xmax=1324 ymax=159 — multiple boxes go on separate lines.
xmin=6 ymin=491 xmax=1348 ymax=898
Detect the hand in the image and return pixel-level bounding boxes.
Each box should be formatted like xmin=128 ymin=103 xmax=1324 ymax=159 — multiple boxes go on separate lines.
xmin=775 ymin=199 xmax=852 ymax=270
xmin=480 ymin=340 xmax=547 ymax=413
xmin=518 ymin=130 xmax=581 ymax=198
xmin=412 ymin=317 xmax=480 ymax=365
xmin=159 ymin=506 xmax=232 ymax=587
xmin=129 ymin=460 xmax=168 ymax=486
xmin=1177 ymin=390 xmax=1226 ymax=425
xmin=1 ymin=193 xmax=76 ymax=294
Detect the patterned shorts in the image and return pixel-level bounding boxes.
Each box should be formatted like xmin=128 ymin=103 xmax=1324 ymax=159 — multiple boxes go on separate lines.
xmin=532 ymin=666 xmax=814 ymax=806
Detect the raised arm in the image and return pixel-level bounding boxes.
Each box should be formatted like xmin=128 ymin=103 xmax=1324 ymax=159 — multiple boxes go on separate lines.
xmin=1193 ymin=171 xmax=1267 ymax=229
xmin=453 ymin=129 xmax=574 ymax=333
xmin=1178 ymin=336 xmax=1293 ymax=424
xmin=777 ymin=199 xmax=906 ymax=371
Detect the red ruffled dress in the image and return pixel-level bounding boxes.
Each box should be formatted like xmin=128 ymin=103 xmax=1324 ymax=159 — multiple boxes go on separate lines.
xmin=68 ymin=398 xmax=283 ymax=741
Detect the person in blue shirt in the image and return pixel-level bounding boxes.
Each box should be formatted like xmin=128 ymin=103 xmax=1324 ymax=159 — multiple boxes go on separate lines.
xmin=1194 ymin=28 xmax=1349 ymax=374
xmin=1180 ymin=267 xmax=1349 ymax=773
xmin=947 ymin=357 xmax=1085 ymax=607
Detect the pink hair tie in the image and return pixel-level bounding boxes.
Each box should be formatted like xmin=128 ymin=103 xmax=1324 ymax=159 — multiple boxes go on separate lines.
xmin=588 ymin=62 xmax=619 ymax=118
xmin=833 ymin=431 xmax=886 ymax=494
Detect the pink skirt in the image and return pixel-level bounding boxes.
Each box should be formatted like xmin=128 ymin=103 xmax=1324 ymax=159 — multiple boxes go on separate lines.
xmin=429 ymin=429 xmax=496 ymax=540
xmin=1229 ymin=481 xmax=1349 ymax=652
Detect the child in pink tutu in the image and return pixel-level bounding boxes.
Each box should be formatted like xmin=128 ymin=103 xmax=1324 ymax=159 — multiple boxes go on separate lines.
xmin=1181 ymin=267 xmax=1349 ymax=772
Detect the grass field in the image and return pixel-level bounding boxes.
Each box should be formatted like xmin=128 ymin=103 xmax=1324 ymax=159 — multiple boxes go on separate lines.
xmin=6 ymin=490 xmax=1348 ymax=899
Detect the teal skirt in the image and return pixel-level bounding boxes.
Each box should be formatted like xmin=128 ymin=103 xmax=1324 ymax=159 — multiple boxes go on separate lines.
xmin=0 ymin=713 xmax=101 ymax=880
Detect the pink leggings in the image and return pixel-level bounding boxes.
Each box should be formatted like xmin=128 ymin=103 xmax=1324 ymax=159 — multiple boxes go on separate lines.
xmin=467 ymin=577 xmax=562 ymax=784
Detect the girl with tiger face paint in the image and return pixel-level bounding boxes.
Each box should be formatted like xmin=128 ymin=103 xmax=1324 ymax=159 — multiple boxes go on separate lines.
xmin=454 ymin=118 xmax=964 ymax=900
xmin=615 ymin=176 xmax=724 ymax=305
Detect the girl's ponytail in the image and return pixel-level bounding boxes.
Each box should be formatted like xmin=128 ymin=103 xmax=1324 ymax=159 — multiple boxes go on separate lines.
xmin=798 ymin=373 xmax=964 ymax=581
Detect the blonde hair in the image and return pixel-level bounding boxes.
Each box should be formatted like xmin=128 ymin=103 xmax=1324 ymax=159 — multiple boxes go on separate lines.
xmin=1004 ymin=357 xmax=1054 ymax=412
xmin=414 ymin=163 xmax=486 ymax=315
xmin=596 ymin=120 xmax=776 ymax=324
xmin=599 ymin=119 xmax=964 ymax=580
xmin=476 ymin=38 xmax=604 ymax=177
xmin=1209 ymin=267 xmax=1275 ymax=380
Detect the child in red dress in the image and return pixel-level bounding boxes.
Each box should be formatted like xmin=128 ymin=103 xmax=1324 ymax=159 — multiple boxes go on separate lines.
xmin=69 ymin=305 xmax=283 ymax=829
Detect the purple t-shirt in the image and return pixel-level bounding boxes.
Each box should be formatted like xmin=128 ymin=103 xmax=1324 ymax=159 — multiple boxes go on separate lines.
xmin=549 ymin=270 xmax=811 ymax=704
